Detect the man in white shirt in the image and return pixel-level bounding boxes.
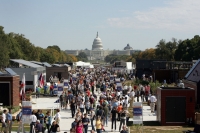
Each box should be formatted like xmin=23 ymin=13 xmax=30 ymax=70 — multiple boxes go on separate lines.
xmin=150 ymin=94 xmax=157 ymax=113
xmin=116 ymin=90 xmax=121 ymax=100
xmin=129 ymin=90 xmax=135 ymax=102
xmin=54 ymin=109 xmax=61 ymax=125
xmin=1 ymin=110 xmax=7 ymax=133
xmin=123 ymin=97 xmax=129 ymax=108
xmin=30 ymin=113 xmax=37 ymax=133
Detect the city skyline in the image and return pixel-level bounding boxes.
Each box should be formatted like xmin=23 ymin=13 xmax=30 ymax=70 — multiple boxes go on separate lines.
xmin=1 ymin=0 xmax=200 ymax=51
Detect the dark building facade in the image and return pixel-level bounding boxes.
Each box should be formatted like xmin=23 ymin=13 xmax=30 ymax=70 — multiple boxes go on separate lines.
xmin=136 ymin=59 xmax=192 ymax=83
xmin=0 ymin=75 xmax=20 ymax=106
xmin=157 ymin=87 xmax=195 ymax=126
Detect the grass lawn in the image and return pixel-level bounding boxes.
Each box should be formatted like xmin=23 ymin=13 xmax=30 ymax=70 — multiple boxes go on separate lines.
xmin=129 ymin=125 xmax=194 ymax=133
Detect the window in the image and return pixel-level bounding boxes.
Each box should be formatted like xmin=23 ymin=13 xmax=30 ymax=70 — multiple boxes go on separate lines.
xmin=26 ymin=81 xmax=33 ymax=85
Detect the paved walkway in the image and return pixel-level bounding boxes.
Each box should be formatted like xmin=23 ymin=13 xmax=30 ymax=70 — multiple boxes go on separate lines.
xmin=12 ymin=94 xmax=157 ymax=133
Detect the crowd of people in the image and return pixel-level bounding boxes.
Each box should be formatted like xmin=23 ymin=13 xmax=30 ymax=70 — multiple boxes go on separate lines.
xmin=1 ymin=66 xmax=158 ymax=133
xmin=64 ymin=67 xmax=133 ymax=133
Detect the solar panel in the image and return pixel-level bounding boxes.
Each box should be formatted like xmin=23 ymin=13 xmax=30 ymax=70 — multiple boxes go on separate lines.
xmin=64 ymin=64 xmax=70 ymax=67
xmin=10 ymin=59 xmax=42 ymax=68
xmin=185 ymin=59 xmax=200 ymax=78
xmin=52 ymin=64 xmax=61 ymax=67
xmin=42 ymin=62 xmax=52 ymax=67
xmin=0 ymin=71 xmax=4 ymax=74
xmin=5 ymin=68 xmax=17 ymax=76
xmin=30 ymin=61 xmax=43 ymax=65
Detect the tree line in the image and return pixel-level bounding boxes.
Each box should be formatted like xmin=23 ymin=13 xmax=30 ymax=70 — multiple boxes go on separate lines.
xmin=0 ymin=26 xmax=78 ymax=68
xmin=105 ymin=35 xmax=200 ymax=63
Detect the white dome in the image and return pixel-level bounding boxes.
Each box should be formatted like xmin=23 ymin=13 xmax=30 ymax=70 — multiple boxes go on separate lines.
xmin=92 ymin=32 xmax=103 ymax=50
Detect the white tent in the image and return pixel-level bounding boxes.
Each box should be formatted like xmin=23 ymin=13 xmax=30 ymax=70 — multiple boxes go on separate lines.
xmin=74 ymin=61 xmax=91 ymax=67
xmin=125 ymin=62 xmax=133 ymax=74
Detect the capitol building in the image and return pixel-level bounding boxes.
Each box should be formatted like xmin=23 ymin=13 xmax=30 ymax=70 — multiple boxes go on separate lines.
xmin=65 ymin=32 xmax=140 ymax=60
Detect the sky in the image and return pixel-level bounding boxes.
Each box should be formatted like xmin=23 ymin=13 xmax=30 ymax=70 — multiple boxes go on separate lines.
xmin=1 ymin=0 xmax=200 ymax=51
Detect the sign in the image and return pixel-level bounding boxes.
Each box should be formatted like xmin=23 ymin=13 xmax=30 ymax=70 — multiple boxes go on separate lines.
xmin=22 ymin=101 xmax=32 ymax=124
xmin=22 ymin=108 xmax=32 ymax=115
xmin=63 ymin=80 xmax=68 ymax=88
xmin=133 ymin=102 xmax=143 ymax=124
xmin=115 ymin=78 xmax=120 ymax=83
xmin=57 ymin=84 xmax=63 ymax=96
xmin=116 ymin=83 xmax=122 ymax=91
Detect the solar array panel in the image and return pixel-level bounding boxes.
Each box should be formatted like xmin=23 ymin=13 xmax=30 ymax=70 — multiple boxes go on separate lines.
xmin=42 ymin=62 xmax=52 ymax=67
xmin=185 ymin=59 xmax=200 ymax=78
xmin=10 ymin=59 xmax=42 ymax=68
xmin=5 ymin=68 xmax=17 ymax=76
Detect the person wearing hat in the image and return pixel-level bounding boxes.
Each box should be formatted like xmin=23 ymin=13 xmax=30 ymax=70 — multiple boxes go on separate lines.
xmin=35 ymin=120 xmax=43 ymax=133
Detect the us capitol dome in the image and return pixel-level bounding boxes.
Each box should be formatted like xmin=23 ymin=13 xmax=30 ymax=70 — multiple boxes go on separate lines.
xmin=65 ymin=32 xmax=140 ymax=60
xmin=92 ymin=32 xmax=103 ymax=50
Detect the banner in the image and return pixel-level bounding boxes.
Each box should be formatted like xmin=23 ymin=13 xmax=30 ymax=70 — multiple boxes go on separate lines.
xmin=133 ymin=102 xmax=143 ymax=124
xmin=22 ymin=101 xmax=32 ymax=124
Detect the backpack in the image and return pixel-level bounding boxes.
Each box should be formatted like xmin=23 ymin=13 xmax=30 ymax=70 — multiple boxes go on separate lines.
xmin=60 ymin=95 xmax=63 ymax=101
xmin=121 ymin=112 xmax=126 ymax=117
xmin=16 ymin=112 xmax=22 ymax=121
xmin=90 ymin=97 xmax=94 ymax=104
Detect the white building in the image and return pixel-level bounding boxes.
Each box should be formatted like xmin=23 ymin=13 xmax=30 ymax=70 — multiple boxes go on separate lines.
xmin=65 ymin=32 xmax=140 ymax=60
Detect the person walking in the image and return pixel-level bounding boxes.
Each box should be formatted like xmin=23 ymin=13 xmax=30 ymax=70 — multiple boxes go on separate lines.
xmin=119 ymin=108 xmax=126 ymax=131
xmin=95 ymin=116 xmax=102 ymax=133
xmin=103 ymin=104 xmax=109 ymax=127
xmin=6 ymin=109 xmax=13 ymax=133
xmin=70 ymin=99 xmax=76 ymax=118
xmin=17 ymin=110 xmax=24 ymax=133
xmin=75 ymin=120 xmax=84 ymax=133
xmin=150 ymin=94 xmax=157 ymax=113
xmin=79 ymin=99 xmax=85 ymax=114
xmin=50 ymin=121 xmax=60 ymax=133
xmin=50 ymin=83 xmax=54 ymax=96
xmin=82 ymin=113 xmax=90 ymax=133
xmin=30 ymin=112 xmax=37 ymax=133
xmin=35 ymin=120 xmax=43 ymax=133
xmin=54 ymin=109 xmax=61 ymax=125
xmin=90 ymin=109 xmax=95 ymax=131
xmin=36 ymin=86 xmax=40 ymax=98
xmin=38 ymin=110 xmax=44 ymax=125
xmin=110 ymin=107 xmax=117 ymax=132
xmin=45 ymin=112 xmax=52 ymax=133
xmin=117 ymin=103 xmax=123 ymax=121
xmin=43 ymin=83 xmax=48 ymax=95
xmin=1 ymin=110 xmax=7 ymax=133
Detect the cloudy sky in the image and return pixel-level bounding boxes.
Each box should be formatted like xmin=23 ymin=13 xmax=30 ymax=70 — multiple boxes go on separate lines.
xmin=1 ymin=0 xmax=200 ymax=51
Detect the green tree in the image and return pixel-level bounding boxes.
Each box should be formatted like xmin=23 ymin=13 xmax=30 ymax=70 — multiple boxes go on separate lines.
xmin=0 ymin=40 xmax=9 ymax=68
xmin=76 ymin=52 xmax=88 ymax=62
xmin=47 ymin=45 xmax=61 ymax=52
xmin=40 ymin=50 xmax=56 ymax=64
xmin=174 ymin=35 xmax=200 ymax=61
xmin=155 ymin=38 xmax=178 ymax=61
